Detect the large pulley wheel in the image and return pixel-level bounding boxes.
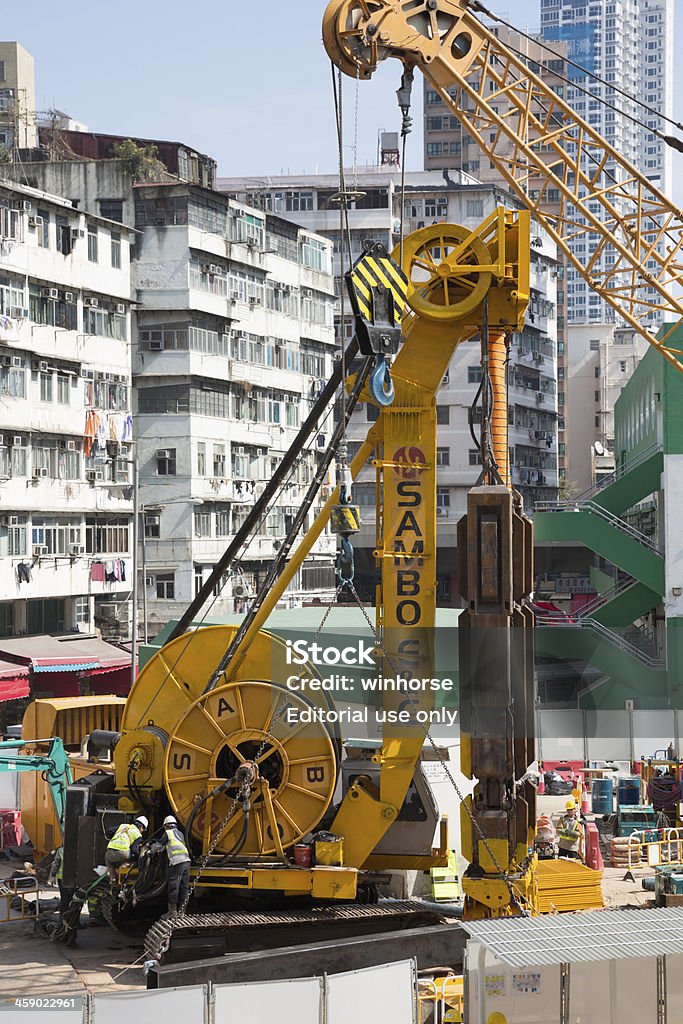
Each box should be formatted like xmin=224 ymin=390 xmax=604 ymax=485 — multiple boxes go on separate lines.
xmin=165 ymin=681 xmax=337 ymax=857
xmin=322 ymin=0 xmax=385 ymax=79
xmin=397 ymin=225 xmax=492 ymax=323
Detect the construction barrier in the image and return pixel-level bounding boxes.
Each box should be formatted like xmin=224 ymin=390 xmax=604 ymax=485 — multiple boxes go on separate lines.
xmin=0 ymin=878 xmax=39 ymax=924
xmin=536 ymin=858 xmax=604 ymax=912
xmin=622 ymin=828 xmax=683 ymax=869
xmin=0 ymin=960 xmax=418 ymax=1024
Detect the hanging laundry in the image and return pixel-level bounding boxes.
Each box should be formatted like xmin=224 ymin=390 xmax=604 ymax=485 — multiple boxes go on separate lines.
xmin=105 ymin=559 xmax=116 ymax=582
xmin=122 ymin=414 xmax=133 ymax=442
xmin=90 ymin=561 xmax=105 ymax=582
xmin=95 ymin=418 xmax=108 ymax=451
xmin=16 ymin=562 xmax=32 ymax=584
xmin=84 ymin=410 xmax=99 ymax=457
xmin=119 ymin=559 xmax=126 ymax=581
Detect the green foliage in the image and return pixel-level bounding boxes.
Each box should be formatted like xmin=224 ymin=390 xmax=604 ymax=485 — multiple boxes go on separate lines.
xmin=111 ymin=139 xmax=166 ymax=182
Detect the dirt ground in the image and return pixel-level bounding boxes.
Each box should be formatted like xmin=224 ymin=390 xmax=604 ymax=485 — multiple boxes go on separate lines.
xmin=0 ymin=860 xmax=145 ymax=998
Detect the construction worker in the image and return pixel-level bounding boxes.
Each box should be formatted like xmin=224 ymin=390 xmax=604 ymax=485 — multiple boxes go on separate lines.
xmin=105 ymin=815 xmax=148 ymax=890
xmin=48 ymin=845 xmax=72 ymax=913
xmin=557 ymin=799 xmax=584 ymax=861
xmin=154 ymin=814 xmax=191 ymax=916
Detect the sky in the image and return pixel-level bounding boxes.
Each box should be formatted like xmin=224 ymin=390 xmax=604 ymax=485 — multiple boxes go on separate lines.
xmin=2 ymin=1 xmax=683 ymax=186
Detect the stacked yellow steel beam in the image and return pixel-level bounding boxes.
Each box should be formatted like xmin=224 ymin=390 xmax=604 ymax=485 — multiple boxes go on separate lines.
xmin=536 ymin=858 xmax=604 ymax=913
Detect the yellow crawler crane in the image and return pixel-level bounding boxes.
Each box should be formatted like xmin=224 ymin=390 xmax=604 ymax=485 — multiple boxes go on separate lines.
xmin=60 ymin=212 xmax=532 ymax=964
xmin=322 ymin=0 xmax=683 ymax=922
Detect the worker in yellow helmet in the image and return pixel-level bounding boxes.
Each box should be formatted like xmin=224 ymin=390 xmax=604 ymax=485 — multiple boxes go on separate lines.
xmin=105 ymin=815 xmax=148 ymax=892
xmin=557 ymin=799 xmax=584 ymax=861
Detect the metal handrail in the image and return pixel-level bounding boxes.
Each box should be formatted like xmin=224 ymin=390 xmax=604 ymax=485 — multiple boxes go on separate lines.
xmin=535 ymin=616 xmax=665 ymax=667
xmin=570 ymin=576 xmax=637 ymax=619
xmin=534 ymin=498 xmax=662 ymax=553
xmin=574 ymin=442 xmax=664 ymax=503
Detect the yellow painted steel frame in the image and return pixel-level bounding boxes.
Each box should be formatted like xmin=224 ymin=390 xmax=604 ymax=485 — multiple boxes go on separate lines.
xmin=120 ymin=212 xmax=529 ymax=897
xmin=323 ymin=0 xmax=683 ymax=374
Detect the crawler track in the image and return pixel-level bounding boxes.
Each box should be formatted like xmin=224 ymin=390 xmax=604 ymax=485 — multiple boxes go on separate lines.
xmin=144 ymin=900 xmax=446 ymax=964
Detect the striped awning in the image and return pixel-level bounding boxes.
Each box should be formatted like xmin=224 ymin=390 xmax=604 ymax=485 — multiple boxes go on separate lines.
xmin=0 ymin=660 xmax=30 ymax=701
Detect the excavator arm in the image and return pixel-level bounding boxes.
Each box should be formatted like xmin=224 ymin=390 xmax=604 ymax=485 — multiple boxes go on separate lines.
xmin=323 ymin=0 xmax=683 ymax=372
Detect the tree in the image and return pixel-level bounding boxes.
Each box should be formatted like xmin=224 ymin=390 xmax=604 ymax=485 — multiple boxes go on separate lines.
xmin=111 ymin=139 xmax=167 ymax=183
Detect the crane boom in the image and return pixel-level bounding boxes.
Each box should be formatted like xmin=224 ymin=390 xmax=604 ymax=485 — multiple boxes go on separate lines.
xmin=323 ymin=0 xmax=683 ymax=372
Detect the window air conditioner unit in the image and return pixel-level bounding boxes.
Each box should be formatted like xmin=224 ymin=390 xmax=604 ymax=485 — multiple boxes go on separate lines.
xmin=58 ymin=439 xmax=66 ymax=450
xmin=436 ymin=507 xmax=447 ymax=516
xmin=86 ymin=470 xmax=97 ymax=482
xmin=81 ymin=368 xmax=95 ymax=380
xmin=11 ymin=356 xmax=22 ymax=367
xmin=231 ymin=292 xmax=241 ymax=301
xmin=98 ymin=603 xmax=117 ymax=620
xmin=8 ymin=516 xmax=19 ymax=526
xmin=33 ymin=544 xmax=49 ymax=556
xmin=145 ymin=576 xmax=155 ymax=588
xmin=11 ymin=307 xmax=28 ymax=318
xmin=88 ymin=297 xmax=99 ymax=308
xmin=69 ymin=544 xmax=85 ymax=556
xmin=28 ymin=216 xmax=42 ymax=228
xmin=39 ymin=360 xmax=49 ymax=372
xmin=67 ymin=440 xmax=77 ymax=451
xmin=157 ymin=449 xmax=170 ymax=459
xmin=95 ymin=470 xmax=104 ymax=481
xmin=233 ymin=582 xmax=253 ymax=598
xmin=21 ymin=201 xmax=32 ymax=212
xmin=116 ymin=304 xmax=126 ymax=315
xmin=64 ymin=292 xmax=75 ymax=303
xmin=71 ymin=228 xmax=85 ymax=238
xmin=12 ymin=436 xmax=22 ymax=447
xmin=48 ymin=288 xmax=59 ymax=300
xmin=34 ymin=467 xmax=49 ymax=478
xmin=209 ymin=264 xmax=220 ymax=275
xmin=149 ymin=339 xmax=163 ymax=351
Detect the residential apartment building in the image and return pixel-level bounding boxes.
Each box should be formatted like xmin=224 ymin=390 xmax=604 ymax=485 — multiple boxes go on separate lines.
xmin=0 ymin=42 xmax=36 ymax=153
xmin=220 ymin=170 xmax=560 ymax=602
xmin=540 ymin=0 xmax=673 ymax=330
xmin=4 ymin=151 xmax=339 ymax=639
xmin=0 ymin=178 xmax=134 ymax=639
xmin=132 ymin=184 xmax=338 ymax=634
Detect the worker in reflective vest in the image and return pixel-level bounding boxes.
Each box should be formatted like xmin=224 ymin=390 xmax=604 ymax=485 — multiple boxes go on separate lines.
xmin=156 ymin=815 xmax=191 ymax=916
xmin=557 ymin=799 xmax=584 ymax=861
xmin=105 ymin=816 xmax=148 ymax=890
xmin=49 ymin=845 xmax=72 ymax=913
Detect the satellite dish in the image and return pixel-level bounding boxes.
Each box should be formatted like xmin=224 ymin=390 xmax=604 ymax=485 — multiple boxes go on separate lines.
xmin=594 ymin=440 xmax=605 ymax=456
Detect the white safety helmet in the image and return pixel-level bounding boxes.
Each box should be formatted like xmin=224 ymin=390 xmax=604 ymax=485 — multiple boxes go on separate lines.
xmin=163 ymin=815 xmax=177 ymax=828
xmin=135 ymin=815 xmax=149 ymax=830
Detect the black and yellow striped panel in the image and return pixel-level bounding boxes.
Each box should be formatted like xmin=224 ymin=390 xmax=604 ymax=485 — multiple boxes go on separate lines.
xmin=350 ymin=254 xmax=409 ymax=325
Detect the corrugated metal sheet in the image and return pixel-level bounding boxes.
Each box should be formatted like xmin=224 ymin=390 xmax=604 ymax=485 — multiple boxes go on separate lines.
xmin=32 ymin=661 xmax=99 ymax=673
xmin=462 ymin=907 xmax=683 ymax=966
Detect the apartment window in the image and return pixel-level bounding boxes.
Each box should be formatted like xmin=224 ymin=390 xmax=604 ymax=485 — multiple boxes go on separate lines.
xmin=558 ymin=418 xmax=565 ymax=430
xmin=436 ymin=487 xmax=451 ymax=508
xmin=0 ymin=62 xmax=5 ymax=82
xmin=0 ymin=364 xmax=25 ymax=398
xmin=594 ymin=366 xmax=600 ymax=378
xmin=29 ymin=285 xmax=78 ymax=331
xmin=39 ymin=372 xmax=53 ymax=403
xmin=83 ymin=305 xmax=126 ymax=341
xmin=37 ymin=210 xmax=50 ymax=248
xmin=559 ymin=443 xmax=566 ymax=456
xmin=110 ymin=231 xmax=121 ymax=269
xmin=57 ymin=374 xmax=70 ymax=405
xmin=197 ymin=442 xmax=206 ymax=476
xmin=594 ymin=415 xmax=599 ymax=428
xmin=99 ymin=199 xmax=124 ymax=223
xmin=144 ymin=514 xmax=160 ymax=539
xmin=156 ymin=448 xmax=176 ymax=475
xmin=467 ymin=365 xmax=482 ymax=384
xmin=589 ymin=339 xmax=600 ymax=351
xmin=468 ymin=449 xmax=482 ymax=466
xmin=194 ymin=511 xmax=211 ymax=538
xmin=619 ymin=360 xmax=627 ymax=372
xmin=594 ymin=390 xmax=600 ymax=402
xmin=213 ymin=444 xmax=226 ymax=477
xmin=156 ymin=573 xmax=175 ymax=599
xmin=466 ymin=200 xmax=484 ymax=218
xmin=436 ymin=405 xmax=450 ymax=425
xmin=87 ymin=226 xmax=98 ymax=263
xmin=216 ymin=508 xmax=231 ymax=536
xmin=285 ymin=191 xmax=313 ymax=212
xmin=436 ymin=447 xmax=450 ymax=467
